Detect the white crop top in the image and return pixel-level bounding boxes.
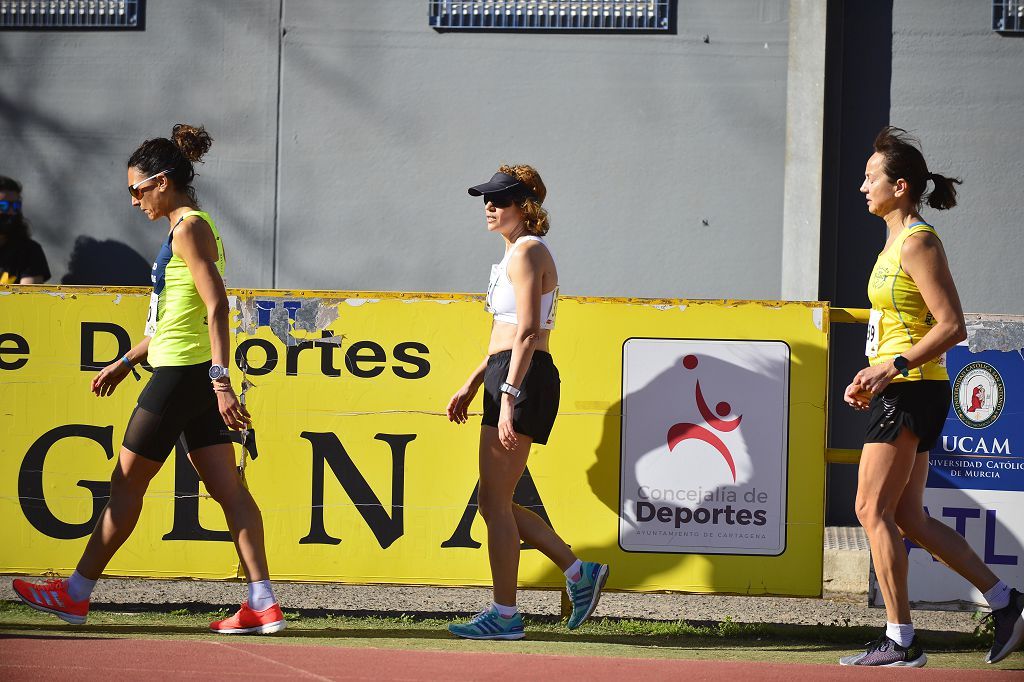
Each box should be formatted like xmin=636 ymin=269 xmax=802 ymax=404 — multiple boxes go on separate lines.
xmin=485 ymin=235 xmax=558 ymax=330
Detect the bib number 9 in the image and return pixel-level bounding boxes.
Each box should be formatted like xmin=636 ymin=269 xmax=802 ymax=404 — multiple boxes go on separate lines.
xmin=865 ymin=309 xmax=882 ymax=358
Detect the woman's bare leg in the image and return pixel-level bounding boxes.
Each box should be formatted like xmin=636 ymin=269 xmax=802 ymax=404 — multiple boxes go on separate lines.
xmin=189 ymin=444 xmax=269 ymax=582
xmin=76 ymin=447 xmax=163 ymax=580
xmin=856 ymin=428 xmax=919 ymax=625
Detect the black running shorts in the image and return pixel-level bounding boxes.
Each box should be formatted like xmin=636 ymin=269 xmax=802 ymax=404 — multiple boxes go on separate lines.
xmin=864 ymin=379 xmax=951 ymax=452
xmin=123 ymin=361 xmax=232 ymax=462
xmin=481 ymin=350 xmax=560 ymax=445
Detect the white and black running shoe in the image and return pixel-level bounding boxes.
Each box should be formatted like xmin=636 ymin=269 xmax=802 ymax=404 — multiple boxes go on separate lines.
xmin=986 ymin=588 xmax=1024 ymax=664
xmin=839 ymin=633 xmax=927 ymax=667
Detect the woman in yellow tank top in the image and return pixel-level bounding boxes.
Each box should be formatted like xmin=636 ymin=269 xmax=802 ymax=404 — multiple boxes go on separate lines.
xmin=839 ymin=127 xmax=1023 ymax=667
xmin=12 ymin=125 xmax=286 ymax=636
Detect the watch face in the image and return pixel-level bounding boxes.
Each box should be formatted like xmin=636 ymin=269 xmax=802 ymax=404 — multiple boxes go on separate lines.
xmin=209 ymin=365 xmax=225 ymax=380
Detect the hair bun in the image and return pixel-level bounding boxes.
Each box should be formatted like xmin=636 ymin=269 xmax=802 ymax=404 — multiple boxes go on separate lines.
xmin=172 ymin=124 xmax=213 ymax=163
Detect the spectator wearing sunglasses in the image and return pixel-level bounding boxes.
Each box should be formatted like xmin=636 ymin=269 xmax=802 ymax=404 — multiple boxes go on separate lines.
xmin=446 ymin=165 xmax=609 ymax=641
xmin=12 ymin=124 xmax=287 ymax=637
xmin=0 ymin=175 xmax=50 ymax=284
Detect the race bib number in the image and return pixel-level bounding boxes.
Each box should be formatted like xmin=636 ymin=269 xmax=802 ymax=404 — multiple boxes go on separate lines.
xmin=144 ymin=291 xmax=159 ymax=337
xmin=484 ymin=263 xmax=500 ymax=313
xmin=865 ymin=309 xmax=882 ymax=358
xmin=545 ymin=285 xmax=559 ymax=327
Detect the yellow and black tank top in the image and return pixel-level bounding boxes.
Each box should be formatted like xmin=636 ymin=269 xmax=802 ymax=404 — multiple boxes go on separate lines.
xmin=865 ymin=222 xmax=947 ymax=382
xmin=145 ymin=210 xmax=225 ymax=367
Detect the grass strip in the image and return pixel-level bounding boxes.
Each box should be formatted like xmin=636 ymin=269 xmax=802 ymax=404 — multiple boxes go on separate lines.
xmin=1 ymin=600 xmax=1018 ymax=671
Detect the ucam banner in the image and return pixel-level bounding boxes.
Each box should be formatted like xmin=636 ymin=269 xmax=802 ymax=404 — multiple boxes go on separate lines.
xmin=620 ymin=339 xmax=789 ymax=555
xmin=0 ymin=286 xmax=828 ymax=596
xmin=872 ymin=341 xmax=1024 ymax=609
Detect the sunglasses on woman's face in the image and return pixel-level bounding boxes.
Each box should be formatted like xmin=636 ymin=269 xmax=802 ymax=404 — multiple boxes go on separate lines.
xmin=0 ymin=200 xmax=22 ymax=213
xmin=129 ymin=169 xmax=173 ymax=199
xmin=483 ymin=193 xmax=516 ymax=209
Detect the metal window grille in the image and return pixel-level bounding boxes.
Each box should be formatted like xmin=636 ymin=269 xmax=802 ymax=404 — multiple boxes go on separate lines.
xmin=0 ymin=1 xmax=142 ymax=29
xmin=993 ymin=0 xmax=1024 ymax=32
xmin=429 ymin=1 xmax=671 ymax=31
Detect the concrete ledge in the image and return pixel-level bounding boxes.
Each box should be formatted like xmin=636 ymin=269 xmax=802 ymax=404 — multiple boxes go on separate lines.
xmin=823 ymin=548 xmax=870 ymax=595
xmin=823 ymin=526 xmax=869 ymax=595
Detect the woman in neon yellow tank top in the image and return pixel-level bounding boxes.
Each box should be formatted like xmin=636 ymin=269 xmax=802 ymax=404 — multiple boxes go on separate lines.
xmin=839 ymin=127 xmax=1023 ymax=668
xmin=12 ymin=125 xmax=286 ymax=636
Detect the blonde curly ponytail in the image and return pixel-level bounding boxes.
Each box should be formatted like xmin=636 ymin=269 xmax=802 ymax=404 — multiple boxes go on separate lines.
xmin=499 ymin=164 xmax=550 ymax=236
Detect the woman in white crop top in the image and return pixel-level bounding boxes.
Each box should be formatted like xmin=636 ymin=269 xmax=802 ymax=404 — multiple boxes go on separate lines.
xmin=445 ymin=165 xmax=609 ymax=641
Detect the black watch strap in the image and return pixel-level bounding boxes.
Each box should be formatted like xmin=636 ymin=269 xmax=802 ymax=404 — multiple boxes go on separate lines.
xmin=893 ymin=355 xmax=910 ymax=377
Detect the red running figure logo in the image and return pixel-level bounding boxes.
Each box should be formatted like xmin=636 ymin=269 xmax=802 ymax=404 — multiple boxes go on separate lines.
xmin=666 ymin=354 xmax=743 ymax=483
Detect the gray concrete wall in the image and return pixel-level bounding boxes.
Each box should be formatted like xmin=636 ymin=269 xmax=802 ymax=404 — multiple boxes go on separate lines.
xmin=276 ymin=0 xmax=789 ymax=297
xmin=888 ymin=0 xmax=1024 ymax=315
xmin=4 ymin=2 xmax=1021 ymax=309
xmin=0 ymin=1 xmax=281 ymax=287
xmin=3 ymin=0 xmax=790 ymax=299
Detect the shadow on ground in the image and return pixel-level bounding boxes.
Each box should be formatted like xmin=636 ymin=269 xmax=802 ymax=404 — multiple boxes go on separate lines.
xmin=0 ymin=601 xmax=997 ymax=654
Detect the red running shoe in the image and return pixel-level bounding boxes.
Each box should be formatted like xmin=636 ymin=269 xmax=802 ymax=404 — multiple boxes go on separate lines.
xmin=12 ymin=577 xmax=89 ymax=625
xmin=210 ymin=601 xmax=287 ymax=634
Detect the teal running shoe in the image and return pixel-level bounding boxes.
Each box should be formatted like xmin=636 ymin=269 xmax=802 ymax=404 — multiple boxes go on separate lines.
xmin=448 ymin=606 xmax=525 ymax=640
xmin=566 ymin=561 xmax=610 ymax=629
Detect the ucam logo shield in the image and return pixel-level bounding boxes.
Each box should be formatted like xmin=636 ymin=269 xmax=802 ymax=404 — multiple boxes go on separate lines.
xmin=619 ymin=338 xmax=790 ymax=555
xmin=952 ymin=361 xmax=1005 ymax=429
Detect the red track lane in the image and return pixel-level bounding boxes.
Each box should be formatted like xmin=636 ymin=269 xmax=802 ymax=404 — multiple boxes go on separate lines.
xmin=0 ymin=636 xmax=1019 ymax=681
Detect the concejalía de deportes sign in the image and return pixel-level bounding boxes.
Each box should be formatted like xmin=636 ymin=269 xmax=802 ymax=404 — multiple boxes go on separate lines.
xmin=619 ymin=339 xmax=789 ymax=555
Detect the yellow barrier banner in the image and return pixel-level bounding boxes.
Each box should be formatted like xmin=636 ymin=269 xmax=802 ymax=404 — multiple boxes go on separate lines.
xmin=0 ymin=286 xmax=829 ymax=596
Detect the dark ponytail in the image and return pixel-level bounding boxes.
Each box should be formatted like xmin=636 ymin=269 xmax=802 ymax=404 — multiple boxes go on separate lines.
xmin=127 ymin=123 xmax=213 ymax=205
xmin=925 ymin=171 xmax=960 ymax=210
xmin=873 ymin=126 xmax=962 ymax=210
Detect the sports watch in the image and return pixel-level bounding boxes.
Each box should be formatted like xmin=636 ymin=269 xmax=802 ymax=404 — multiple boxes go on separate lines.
xmin=892 ymin=355 xmax=910 ymax=378
xmin=499 ymin=382 xmax=522 ymax=399
xmin=208 ymin=364 xmax=230 ymax=381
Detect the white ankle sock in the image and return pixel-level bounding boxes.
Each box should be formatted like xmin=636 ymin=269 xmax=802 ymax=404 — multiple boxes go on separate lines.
xmin=67 ymin=571 xmax=97 ymax=602
xmin=492 ymin=601 xmax=518 ymax=618
xmin=984 ymin=580 xmax=1011 ymax=611
xmin=885 ymin=622 xmax=915 ymax=648
xmin=247 ymin=580 xmax=276 ymax=611
xmin=564 ymin=559 xmax=583 ymax=583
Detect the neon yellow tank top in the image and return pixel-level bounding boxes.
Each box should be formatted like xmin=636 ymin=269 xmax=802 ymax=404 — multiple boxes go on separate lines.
xmin=865 ymin=222 xmax=947 ymax=382
xmin=145 ymin=211 xmax=226 ymax=367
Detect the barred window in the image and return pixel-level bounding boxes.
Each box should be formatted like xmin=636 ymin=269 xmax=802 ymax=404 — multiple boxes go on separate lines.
xmin=993 ymin=0 xmax=1024 ymax=32
xmin=430 ymin=1 xmax=672 ymax=32
xmin=0 ymin=1 xmax=143 ymax=30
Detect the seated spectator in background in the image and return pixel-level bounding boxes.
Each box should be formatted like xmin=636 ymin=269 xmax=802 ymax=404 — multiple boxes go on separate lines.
xmin=0 ymin=175 xmax=50 ymax=284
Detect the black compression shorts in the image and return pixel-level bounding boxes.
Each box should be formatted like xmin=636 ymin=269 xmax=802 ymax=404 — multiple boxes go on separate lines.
xmin=123 ymin=361 xmax=232 ymax=462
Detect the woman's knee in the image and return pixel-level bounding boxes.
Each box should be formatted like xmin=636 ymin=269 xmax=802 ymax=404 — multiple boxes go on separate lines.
xmin=855 ymin=495 xmax=891 ymax=529
xmin=476 ymin=486 xmax=511 ymax=523
xmin=109 ymin=466 xmax=151 ymax=502
xmin=204 ymin=475 xmax=246 ymax=506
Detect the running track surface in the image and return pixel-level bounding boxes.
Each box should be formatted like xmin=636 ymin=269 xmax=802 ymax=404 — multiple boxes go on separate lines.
xmin=2 ymin=636 xmax=1022 ymax=681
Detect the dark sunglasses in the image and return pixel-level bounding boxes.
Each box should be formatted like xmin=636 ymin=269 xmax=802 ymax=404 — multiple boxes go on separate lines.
xmin=483 ymin=193 xmax=516 ymax=208
xmin=129 ymin=168 xmax=173 ymax=199
xmin=0 ymin=200 xmax=22 ymax=213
